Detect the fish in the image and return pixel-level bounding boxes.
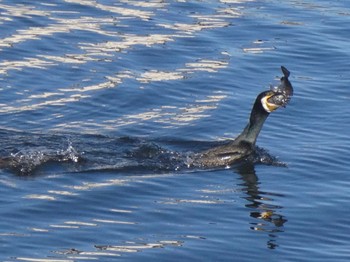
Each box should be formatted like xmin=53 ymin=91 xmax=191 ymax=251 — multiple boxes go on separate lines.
xmin=269 ymin=66 xmax=294 ymax=107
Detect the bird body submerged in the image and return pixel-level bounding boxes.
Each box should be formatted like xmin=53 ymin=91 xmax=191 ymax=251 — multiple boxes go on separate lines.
xmin=191 ymin=66 xmax=293 ymax=168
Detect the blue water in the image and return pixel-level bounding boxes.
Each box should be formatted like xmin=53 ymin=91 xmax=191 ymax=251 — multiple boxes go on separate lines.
xmin=1 ymin=0 xmax=350 ymax=261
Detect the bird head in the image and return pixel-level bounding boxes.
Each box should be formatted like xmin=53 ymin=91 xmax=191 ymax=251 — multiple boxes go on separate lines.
xmin=260 ymin=90 xmax=288 ymax=113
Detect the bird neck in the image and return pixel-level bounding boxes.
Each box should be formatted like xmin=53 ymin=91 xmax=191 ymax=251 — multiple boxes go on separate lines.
xmin=234 ymin=99 xmax=269 ymax=145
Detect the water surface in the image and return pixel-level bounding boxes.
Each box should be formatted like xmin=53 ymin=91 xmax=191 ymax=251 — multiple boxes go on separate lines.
xmin=1 ymin=0 xmax=350 ymax=261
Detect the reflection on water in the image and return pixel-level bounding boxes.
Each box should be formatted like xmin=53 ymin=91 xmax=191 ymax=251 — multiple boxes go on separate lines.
xmin=237 ymin=163 xmax=287 ymax=249
xmin=0 ymin=130 xmax=288 ymax=259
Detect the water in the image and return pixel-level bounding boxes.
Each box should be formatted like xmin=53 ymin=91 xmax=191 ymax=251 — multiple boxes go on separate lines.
xmin=1 ymin=0 xmax=350 ymax=261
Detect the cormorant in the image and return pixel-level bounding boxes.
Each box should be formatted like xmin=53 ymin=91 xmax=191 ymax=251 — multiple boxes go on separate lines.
xmin=191 ymin=66 xmax=293 ymax=168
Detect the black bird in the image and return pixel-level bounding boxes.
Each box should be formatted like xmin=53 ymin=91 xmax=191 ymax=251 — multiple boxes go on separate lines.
xmin=191 ymin=66 xmax=293 ymax=168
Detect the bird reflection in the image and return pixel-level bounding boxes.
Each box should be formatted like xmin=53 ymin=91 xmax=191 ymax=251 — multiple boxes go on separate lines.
xmin=235 ymin=163 xmax=287 ymax=249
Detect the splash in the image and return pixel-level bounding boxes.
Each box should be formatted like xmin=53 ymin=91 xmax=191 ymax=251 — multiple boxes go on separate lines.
xmin=4 ymin=139 xmax=81 ymax=175
xmin=56 ymin=139 xmax=81 ymax=163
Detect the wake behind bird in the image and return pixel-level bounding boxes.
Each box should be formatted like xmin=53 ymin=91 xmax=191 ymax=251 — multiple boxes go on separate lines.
xmin=0 ymin=131 xmax=284 ymax=176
